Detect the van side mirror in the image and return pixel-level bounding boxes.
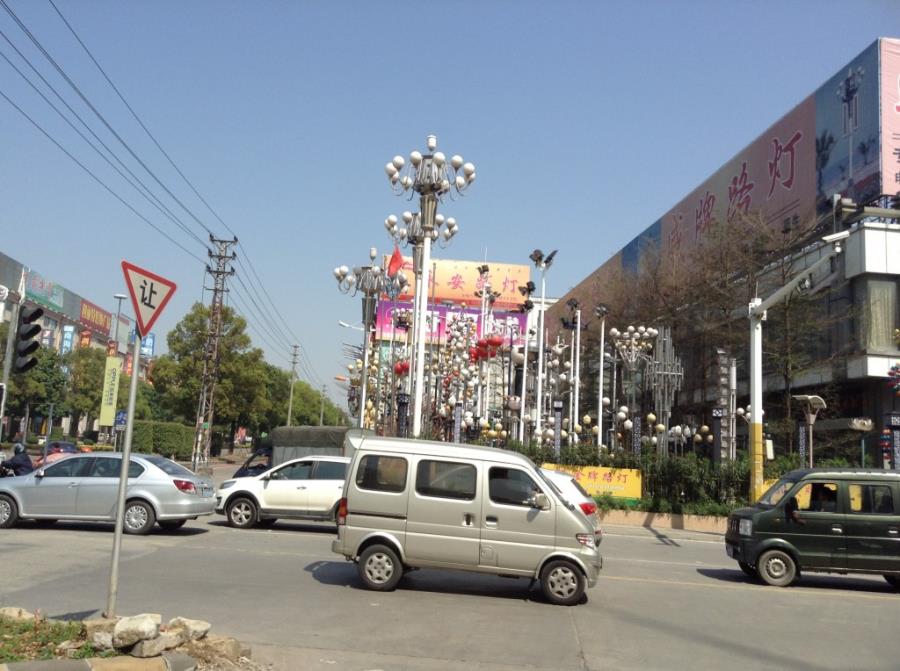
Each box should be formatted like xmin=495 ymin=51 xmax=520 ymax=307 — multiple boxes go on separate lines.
xmin=35 ymin=469 xmax=45 ymax=478
xmin=531 ymin=493 xmax=550 ymax=510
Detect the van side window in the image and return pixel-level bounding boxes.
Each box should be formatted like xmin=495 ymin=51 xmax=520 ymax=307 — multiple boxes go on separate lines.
xmin=416 ymin=461 xmax=476 ymax=500
xmin=489 ymin=467 xmax=542 ymax=507
xmin=849 ymin=484 xmax=894 ymax=514
xmin=356 ymin=455 xmax=407 ymax=493
xmin=314 ymin=461 xmax=347 ymax=480
xmin=793 ymin=483 xmax=838 ymax=512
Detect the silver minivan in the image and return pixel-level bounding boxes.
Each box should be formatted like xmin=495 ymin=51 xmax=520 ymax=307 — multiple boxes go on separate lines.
xmin=331 ymin=437 xmax=602 ymax=605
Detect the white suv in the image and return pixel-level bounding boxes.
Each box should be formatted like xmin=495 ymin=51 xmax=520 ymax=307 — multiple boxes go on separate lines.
xmin=216 ymin=456 xmax=349 ymax=529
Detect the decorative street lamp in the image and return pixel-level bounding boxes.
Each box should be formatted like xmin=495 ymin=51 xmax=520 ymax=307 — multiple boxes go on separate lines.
xmin=385 ymin=135 xmax=475 ymax=438
xmin=608 ymin=325 xmax=657 ymax=414
xmin=529 ymin=248 xmax=557 ymax=440
xmin=594 ymin=304 xmax=609 ymax=450
xmin=334 ymin=248 xmax=407 ymax=429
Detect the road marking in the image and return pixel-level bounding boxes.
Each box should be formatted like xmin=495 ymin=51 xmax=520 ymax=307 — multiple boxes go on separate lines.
xmin=600 ymin=574 xmax=897 ymax=601
xmin=602 ymin=531 xmax=723 ymax=545
xmin=609 ymin=556 xmax=723 ymax=568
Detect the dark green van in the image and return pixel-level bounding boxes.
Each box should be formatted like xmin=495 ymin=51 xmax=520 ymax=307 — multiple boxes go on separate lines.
xmin=725 ymin=469 xmax=900 ymax=589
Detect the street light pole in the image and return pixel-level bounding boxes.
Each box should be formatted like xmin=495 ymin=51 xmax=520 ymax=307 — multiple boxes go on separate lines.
xmin=385 ymin=136 xmax=473 ymax=438
xmin=595 ymin=305 xmax=608 ymax=449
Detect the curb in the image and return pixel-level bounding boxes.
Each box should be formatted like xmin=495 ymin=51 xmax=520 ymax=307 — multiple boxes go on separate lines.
xmin=0 ymin=652 xmax=196 ymax=671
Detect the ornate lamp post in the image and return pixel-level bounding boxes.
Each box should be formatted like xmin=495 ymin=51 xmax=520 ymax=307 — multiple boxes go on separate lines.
xmin=385 ymin=135 xmax=474 ymax=437
xmin=529 ymin=248 xmax=557 ymax=440
xmin=334 ymin=248 xmax=407 ymax=429
xmin=608 ymin=325 xmax=657 ymax=415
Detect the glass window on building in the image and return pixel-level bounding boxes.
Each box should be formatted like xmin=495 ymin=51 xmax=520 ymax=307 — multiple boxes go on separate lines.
xmin=860 ymin=278 xmax=898 ymax=353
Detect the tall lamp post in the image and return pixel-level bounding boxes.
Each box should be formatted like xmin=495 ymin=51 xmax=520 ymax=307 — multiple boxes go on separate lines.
xmin=334 ymin=248 xmax=407 ymax=429
xmin=385 ymin=135 xmax=475 ymax=437
xmin=529 ymin=248 xmax=557 ymax=439
xmin=608 ymin=325 xmax=657 ymax=413
xmin=594 ymin=304 xmax=608 ymax=449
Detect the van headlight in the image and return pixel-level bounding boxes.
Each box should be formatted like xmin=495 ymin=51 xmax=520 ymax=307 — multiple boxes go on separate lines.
xmin=739 ymin=518 xmax=753 ymax=537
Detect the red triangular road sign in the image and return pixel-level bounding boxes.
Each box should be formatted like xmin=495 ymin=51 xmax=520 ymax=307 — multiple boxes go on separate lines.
xmin=121 ymin=261 xmax=177 ymax=337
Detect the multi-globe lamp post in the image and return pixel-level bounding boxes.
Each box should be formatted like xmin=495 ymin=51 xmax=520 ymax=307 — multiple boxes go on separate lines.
xmin=608 ymin=325 xmax=657 ymax=413
xmin=385 ymin=135 xmax=475 ymax=438
xmin=334 ymin=247 xmax=408 ymax=429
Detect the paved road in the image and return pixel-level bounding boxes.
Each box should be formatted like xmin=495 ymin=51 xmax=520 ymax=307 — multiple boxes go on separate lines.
xmin=3 ymin=489 xmax=898 ymax=670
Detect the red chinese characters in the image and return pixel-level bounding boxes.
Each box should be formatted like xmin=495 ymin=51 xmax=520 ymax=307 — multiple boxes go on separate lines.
xmin=767 ymin=131 xmax=802 ymax=198
xmin=694 ymin=191 xmax=715 ymax=240
xmin=727 ymin=162 xmax=755 ymax=221
xmin=447 ymin=273 xmax=465 ymax=291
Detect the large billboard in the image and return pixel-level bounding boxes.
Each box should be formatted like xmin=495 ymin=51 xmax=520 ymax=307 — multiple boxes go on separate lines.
xmin=610 ymin=39 xmax=895 ymax=275
xmin=79 ymin=299 xmax=112 ymax=336
xmin=387 ymin=257 xmax=531 ymax=310
xmin=375 ymin=300 xmax=528 ymax=346
xmin=25 ymin=269 xmax=64 ymax=312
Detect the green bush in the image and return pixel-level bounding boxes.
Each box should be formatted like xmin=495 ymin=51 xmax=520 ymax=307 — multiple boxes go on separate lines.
xmin=131 ymin=421 xmax=194 ymax=459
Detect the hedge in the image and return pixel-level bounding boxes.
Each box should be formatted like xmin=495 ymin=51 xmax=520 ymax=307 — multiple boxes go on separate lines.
xmin=132 ymin=421 xmax=195 ymax=460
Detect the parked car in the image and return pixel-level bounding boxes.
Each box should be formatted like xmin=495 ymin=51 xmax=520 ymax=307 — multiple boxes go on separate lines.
xmin=726 ymin=468 xmax=900 ymax=589
xmin=216 ymin=456 xmax=350 ymax=529
xmin=541 ymin=468 xmax=602 ymax=538
xmin=0 ymin=453 xmax=215 ymax=534
xmin=333 ymin=436 xmax=602 ymax=606
xmin=34 ymin=442 xmax=92 ymax=468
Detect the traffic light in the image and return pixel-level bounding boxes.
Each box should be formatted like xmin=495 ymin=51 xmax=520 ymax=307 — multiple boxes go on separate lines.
xmin=15 ymin=305 xmax=44 ymax=373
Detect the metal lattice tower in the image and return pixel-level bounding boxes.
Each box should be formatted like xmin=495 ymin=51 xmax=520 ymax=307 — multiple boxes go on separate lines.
xmin=192 ymin=235 xmax=237 ymax=470
xmin=647 ymin=326 xmax=683 ymax=456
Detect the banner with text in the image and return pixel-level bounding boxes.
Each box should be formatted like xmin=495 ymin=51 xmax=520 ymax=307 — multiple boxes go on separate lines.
xmin=99 ymin=356 xmax=122 ymax=426
xmin=542 ymin=464 xmax=642 ymax=500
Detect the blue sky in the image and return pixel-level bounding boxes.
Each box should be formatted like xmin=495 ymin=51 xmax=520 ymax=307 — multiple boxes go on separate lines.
xmin=0 ymin=1 xmax=896 ymax=400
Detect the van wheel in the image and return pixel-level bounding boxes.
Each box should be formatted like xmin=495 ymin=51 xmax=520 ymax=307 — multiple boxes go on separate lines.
xmin=226 ymin=498 xmax=257 ymax=529
xmin=757 ymin=549 xmax=796 ymax=587
xmin=738 ymin=561 xmax=757 ymax=578
xmin=0 ymin=495 xmax=18 ymax=529
xmin=540 ymin=559 xmax=585 ymax=606
xmin=884 ymin=575 xmax=900 ymax=590
xmin=358 ymin=544 xmax=403 ymax=591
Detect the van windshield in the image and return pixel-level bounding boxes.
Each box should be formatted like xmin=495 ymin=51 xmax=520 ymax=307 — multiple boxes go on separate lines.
xmin=535 ymin=469 xmax=573 ymax=508
xmin=757 ymin=477 xmax=797 ymax=507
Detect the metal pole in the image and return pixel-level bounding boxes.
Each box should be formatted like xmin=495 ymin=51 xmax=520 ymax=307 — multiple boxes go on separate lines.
xmin=749 ymin=303 xmax=764 ymax=502
xmin=105 ymin=329 xmax=141 ymax=618
xmin=574 ymin=308 xmax=581 ymax=438
xmin=319 ymin=385 xmax=326 ymax=426
xmin=534 ymin=268 xmax=546 ymax=439
xmin=359 ymin=321 xmax=371 ymax=430
xmin=0 ymin=301 xmax=20 ymax=442
xmin=518 ymin=337 xmax=528 ymax=443
xmin=286 ymin=345 xmax=299 ymax=427
xmin=808 ymin=418 xmax=815 ymax=468
xmin=412 ymin=194 xmax=436 ymax=438
xmin=41 ymin=403 xmax=54 ymax=464
xmin=597 ymin=314 xmax=606 ymax=450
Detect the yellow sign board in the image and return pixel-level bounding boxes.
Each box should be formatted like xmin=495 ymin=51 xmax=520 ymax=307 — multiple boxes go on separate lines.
xmin=99 ymin=356 xmax=122 ymax=426
xmin=391 ymin=257 xmax=531 ymax=310
xmin=542 ymin=464 xmax=642 ymax=500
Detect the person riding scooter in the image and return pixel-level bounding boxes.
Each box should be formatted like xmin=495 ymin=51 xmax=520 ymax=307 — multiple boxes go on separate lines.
xmin=1 ymin=436 xmax=34 ymax=477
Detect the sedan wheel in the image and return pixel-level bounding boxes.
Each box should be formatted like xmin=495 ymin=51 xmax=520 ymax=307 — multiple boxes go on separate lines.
xmin=0 ymin=495 xmax=18 ymax=529
xmin=540 ymin=559 xmax=585 ymax=606
xmin=226 ymin=498 xmax=257 ymax=529
xmin=123 ymin=500 xmax=156 ymax=535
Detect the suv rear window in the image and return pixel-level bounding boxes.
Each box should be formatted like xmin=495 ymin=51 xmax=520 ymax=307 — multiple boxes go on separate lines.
xmin=355 ymin=455 xmax=407 ymax=492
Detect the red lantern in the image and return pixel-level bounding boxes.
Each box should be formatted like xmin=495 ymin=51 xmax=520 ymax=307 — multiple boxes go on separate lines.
xmin=487 ymin=335 xmax=503 ymax=348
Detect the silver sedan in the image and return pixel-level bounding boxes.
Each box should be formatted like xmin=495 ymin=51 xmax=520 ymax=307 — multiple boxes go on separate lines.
xmin=0 ymin=453 xmax=215 ymax=534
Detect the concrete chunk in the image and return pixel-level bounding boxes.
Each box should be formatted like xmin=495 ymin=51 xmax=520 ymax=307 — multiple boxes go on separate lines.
xmin=112 ymin=613 xmax=161 ymax=648
xmin=167 ymin=617 xmax=211 ymax=641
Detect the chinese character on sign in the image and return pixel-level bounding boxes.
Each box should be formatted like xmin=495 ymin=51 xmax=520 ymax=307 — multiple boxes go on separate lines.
xmin=727 ymin=162 xmax=755 ymax=221
xmin=767 ymin=131 xmax=802 ymax=198
xmin=501 ymin=275 xmax=518 ymax=294
xmin=602 ymin=471 xmax=613 ymax=483
xmin=447 ymin=274 xmax=465 ymax=291
xmin=139 ymin=279 xmax=158 ymax=309
xmin=667 ymin=212 xmax=684 ymax=250
xmin=694 ymin=191 xmax=715 ymax=240
xmin=474 ymin=274 xmax=488 ymax=291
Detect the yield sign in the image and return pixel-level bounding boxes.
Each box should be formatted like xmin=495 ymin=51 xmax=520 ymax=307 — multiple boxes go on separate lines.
xmin=121 ymin=261 xmax=177 ymax=337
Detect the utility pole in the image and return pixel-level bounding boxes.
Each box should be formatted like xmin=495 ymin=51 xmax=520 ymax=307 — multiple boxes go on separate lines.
xmin=319 ymin=384 xmax=326 ymax=426
xmin=192 ymin=235 xmax=237 ymax=471
xmin=286 ymin=344 xmax=299 ymax=427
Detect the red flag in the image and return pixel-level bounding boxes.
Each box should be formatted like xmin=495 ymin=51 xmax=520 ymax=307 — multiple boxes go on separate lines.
xmin=387 ymin=245 xmax=403 ymax=278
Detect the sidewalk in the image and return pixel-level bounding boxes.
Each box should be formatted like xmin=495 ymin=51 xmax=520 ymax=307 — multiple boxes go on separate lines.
xmin=0 ymin=653 xmax=196 ymax=671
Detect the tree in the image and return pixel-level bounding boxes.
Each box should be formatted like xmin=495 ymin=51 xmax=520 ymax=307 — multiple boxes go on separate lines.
xmin=65 ymin=346 xmax=106 ymax=433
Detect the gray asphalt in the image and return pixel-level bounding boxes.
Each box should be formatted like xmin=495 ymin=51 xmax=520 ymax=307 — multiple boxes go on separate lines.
xmin=2 ymin=471 xmax=898 ymax=670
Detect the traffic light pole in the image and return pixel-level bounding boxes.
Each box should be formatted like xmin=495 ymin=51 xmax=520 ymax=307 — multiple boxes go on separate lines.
xmin=0 ymin=300 xmax=18 ymax=441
